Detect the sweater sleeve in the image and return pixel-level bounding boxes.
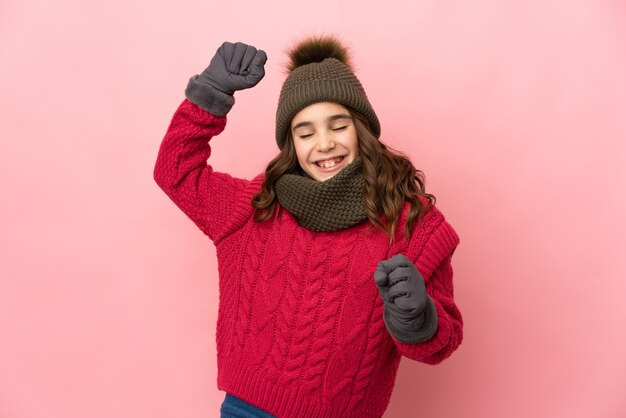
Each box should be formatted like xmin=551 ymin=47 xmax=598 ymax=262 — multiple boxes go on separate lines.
xmin=153 ymin=99 xmax=259 ymax=243
xmin=391 ymin=210 xmax=463 ymax=364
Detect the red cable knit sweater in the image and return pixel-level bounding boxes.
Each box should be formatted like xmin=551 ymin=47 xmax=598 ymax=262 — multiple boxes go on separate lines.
xmin=154 ymin=100 xmax=463 ymax=418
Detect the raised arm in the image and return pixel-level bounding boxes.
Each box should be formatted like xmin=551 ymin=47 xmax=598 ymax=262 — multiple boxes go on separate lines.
xmin=154 ymin=42 xmax=267 ymax=242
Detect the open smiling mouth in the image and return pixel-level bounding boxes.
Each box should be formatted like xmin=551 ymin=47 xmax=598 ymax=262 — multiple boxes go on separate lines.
xmin=315 ymin=156 xmax=344 ymax=169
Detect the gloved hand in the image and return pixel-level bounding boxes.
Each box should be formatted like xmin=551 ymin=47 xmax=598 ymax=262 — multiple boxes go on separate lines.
xmin=374 ymin=254 xmax=437 ymax=343
xmin=197 ymin=41 xmax=267 ymax=95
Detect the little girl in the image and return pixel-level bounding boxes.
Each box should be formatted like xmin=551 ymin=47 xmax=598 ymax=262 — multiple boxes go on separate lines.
xmin=154 ymin=35 xmax=462 ymax=418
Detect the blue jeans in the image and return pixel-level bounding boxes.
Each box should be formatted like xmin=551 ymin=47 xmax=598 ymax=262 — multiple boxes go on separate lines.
xmin=220 ymin=393 xmax=275 ymax=418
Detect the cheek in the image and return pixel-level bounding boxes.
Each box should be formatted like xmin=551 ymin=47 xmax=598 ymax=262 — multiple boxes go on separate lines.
xmin=293 ymin=142 xmax=310 ymax=166
xmin=345 ymin=131 xmax=359 ymax=156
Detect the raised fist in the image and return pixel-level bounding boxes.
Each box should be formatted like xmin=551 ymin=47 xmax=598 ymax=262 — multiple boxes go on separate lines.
xmin=197 ymin=41 xmax=267 ymax=95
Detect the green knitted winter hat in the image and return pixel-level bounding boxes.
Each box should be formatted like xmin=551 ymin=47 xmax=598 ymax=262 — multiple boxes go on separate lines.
xmin=275 ymin=36 xmax=381 ymax=149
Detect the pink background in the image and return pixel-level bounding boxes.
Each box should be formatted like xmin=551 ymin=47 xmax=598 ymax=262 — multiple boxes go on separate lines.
xmin=1 ymin=0 xmax=625 ymax=417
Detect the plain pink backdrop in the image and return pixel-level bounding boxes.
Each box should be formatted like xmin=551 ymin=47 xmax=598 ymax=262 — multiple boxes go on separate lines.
xmin=1 ymin=0 xmax=625 ymax=417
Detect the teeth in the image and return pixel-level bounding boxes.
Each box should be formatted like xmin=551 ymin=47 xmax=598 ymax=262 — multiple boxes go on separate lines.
xmin=317 ymin=157 xmax=342 ymax=168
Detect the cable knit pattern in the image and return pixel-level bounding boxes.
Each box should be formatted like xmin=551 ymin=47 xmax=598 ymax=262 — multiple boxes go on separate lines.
xmin=278 ymin=236 xmax=327 ymax=386
xmin=231 ymin=222 xmax=269 ymax=361
xmin=345 ymin=240 xmax=389 ymax=411
xmin=154 ymin=99 xmax=463 ymax=418
xmin=266 ymin=227 xmax=309 ymax=377
xmin=296 ymin=229 xmax=360 ymax=402
xmin=321 ymin=231 xmax=362 ymax=402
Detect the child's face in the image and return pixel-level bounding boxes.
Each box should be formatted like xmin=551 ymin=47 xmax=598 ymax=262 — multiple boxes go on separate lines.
xmin=290 ymin=102 xmax=358 ymax=182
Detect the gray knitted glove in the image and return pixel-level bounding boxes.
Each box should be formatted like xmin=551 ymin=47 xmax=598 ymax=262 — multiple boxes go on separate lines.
xmin=185 ymin=41 xmax=267 ymax=116
xmin=374 ymin=254 xmax=438 ymax=343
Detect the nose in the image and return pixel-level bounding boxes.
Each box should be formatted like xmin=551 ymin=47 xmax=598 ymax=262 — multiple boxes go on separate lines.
xmin=316 ymin=131 xmax=335 ymax=152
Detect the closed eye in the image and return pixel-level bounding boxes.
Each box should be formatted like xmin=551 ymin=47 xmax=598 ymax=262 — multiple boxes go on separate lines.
xmin=332 ymin=126 xmax=348 ymax=131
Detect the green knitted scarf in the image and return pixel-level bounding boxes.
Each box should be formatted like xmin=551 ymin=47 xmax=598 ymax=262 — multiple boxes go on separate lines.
xmin=275 ymin=158 xmax=367 ymax=232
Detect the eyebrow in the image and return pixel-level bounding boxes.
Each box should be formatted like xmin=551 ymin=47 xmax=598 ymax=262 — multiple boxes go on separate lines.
xmin=291 ymin=113 xmax=353 ymax=131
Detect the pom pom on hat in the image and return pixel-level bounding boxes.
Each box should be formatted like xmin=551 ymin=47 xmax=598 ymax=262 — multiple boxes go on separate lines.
xmin=275 ymin=35 xmax=380 ymax=149
xmin=285 ymin=35 xmax=354 ymax=72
